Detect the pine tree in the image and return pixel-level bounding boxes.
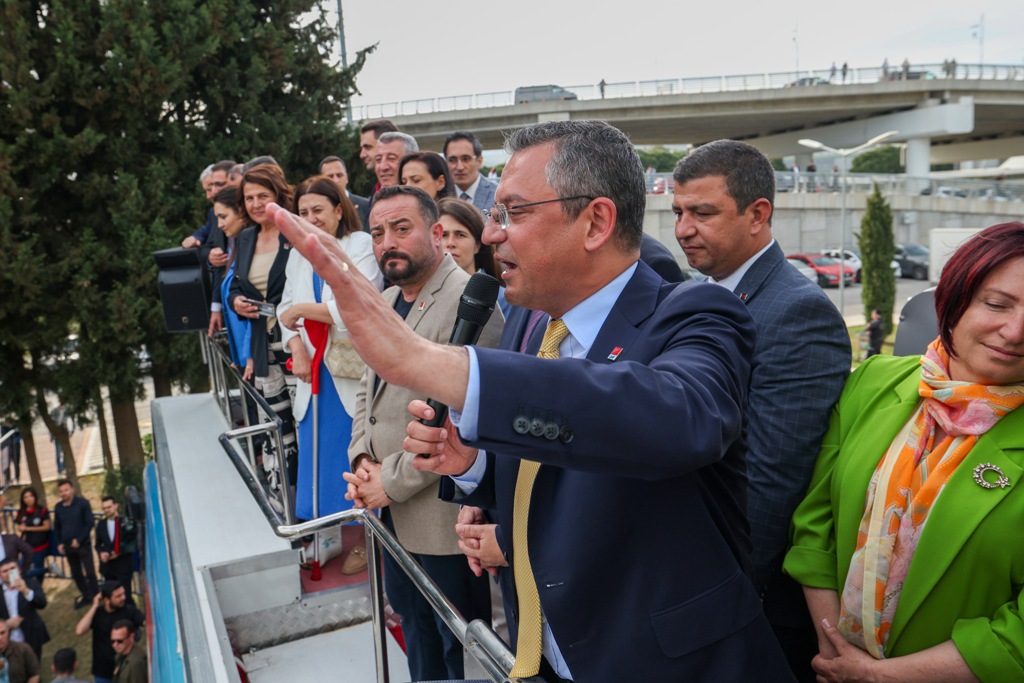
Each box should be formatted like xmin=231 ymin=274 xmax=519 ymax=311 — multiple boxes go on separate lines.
xmin=857 ymin=184 xmax=897 ymax=334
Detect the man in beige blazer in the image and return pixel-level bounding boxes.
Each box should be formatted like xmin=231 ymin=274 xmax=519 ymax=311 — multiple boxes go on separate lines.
xmin=345 ymin=185 xmax=503 ymax=682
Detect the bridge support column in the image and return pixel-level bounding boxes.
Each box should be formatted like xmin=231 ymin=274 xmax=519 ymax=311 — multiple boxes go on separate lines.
xmin=905 ymin=137 xmax=931 ymax=193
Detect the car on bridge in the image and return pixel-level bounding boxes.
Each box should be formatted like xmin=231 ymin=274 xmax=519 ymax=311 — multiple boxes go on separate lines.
xmin=786 ymin=77 xmax=831 ymax=87
xmin=515 ymin=84 xmax=578 ymax=104
xmin=787 ymin=253 xmax=855 ymax=288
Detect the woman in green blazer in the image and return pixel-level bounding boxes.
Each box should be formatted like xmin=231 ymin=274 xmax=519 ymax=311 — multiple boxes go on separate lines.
xmin=785 ymin=222 xmax=1024 ymax=683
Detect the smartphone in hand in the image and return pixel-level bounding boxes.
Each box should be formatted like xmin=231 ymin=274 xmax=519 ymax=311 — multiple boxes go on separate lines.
xmin=243 ymin=298 xmax=276 ymax=317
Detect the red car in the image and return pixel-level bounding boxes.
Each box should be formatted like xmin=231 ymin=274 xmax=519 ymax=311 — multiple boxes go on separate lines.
xmin=786 ymin=253 xmax=856 ymax=288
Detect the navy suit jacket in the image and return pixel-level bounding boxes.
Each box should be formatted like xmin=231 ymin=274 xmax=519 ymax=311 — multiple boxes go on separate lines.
xmin=733 ymin=242 xmax=850 ymax=617
xmin=442 ymin=262 xmax=793 ymax=682
xmin=469 ymin=175 xmax=498 ymax=213
xmin=348 ymin=192 xmax=371 ymax=233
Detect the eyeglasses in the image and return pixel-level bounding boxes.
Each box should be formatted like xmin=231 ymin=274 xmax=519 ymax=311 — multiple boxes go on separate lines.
xmin=483 ymin=196 xmax=595 ymax=230
xmin=111 ymin=638 xmax=126 ymax=644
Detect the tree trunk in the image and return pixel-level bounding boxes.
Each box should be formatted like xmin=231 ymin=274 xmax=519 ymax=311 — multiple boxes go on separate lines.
xmin=35 ymin=393 xmax=80 ymax=492
xmin=151 ymin=362 xmax=173 ymax=398
xmin=94 ymin=386 xmax=114 ymax=471
xmin=15 ymin=415 xmax=46 ymax=508
xmin=109 ymin=388 xmax=144 ymax=470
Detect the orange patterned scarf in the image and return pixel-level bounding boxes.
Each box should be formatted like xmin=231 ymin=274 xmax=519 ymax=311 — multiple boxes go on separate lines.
xmin=837 ymin=339 xmax=1024 ymax=658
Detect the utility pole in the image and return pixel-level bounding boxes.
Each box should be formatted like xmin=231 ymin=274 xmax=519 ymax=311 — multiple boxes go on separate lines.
xmin=336 ymin=0 xmax=353 ymax=125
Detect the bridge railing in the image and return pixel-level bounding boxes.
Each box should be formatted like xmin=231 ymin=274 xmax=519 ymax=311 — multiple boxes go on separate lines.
xmin=646 ymin=171 xmax=1024 ymax=201
xmin=353 ymin=63 xmax=1024 ymax=119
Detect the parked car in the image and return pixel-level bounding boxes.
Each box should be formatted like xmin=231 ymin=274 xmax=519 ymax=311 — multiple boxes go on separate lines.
xmin=786 ymin=258 xmax=818 ymax=282
xmin=894 ymin=243 xmax=930 ymax=280
xmin=515 ymin=84 xmax=579 ymax=104
xmin=821 ymin=248 xmax=902 ymax=282
xmin=787 ymin=253 xmax=855 ymax=288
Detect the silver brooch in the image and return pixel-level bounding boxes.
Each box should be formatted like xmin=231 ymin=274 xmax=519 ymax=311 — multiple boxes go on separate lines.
xmin=973 ymin=463 xmax=1011 ymax=490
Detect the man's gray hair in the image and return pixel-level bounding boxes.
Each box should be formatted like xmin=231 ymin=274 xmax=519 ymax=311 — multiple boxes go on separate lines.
xmin=505 ymin=121 xmax=644 ymax=250
xmin=378 ymin=131 xmax=419 ymax=156
xmin=198 ymin=164 xmax=214 ymax=183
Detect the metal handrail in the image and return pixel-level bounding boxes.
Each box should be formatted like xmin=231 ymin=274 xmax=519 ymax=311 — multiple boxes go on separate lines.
xmin=202 ymin=333 xmax=522 ymax=682
xmin=216 ymin=430 xmax=521 ymax=683
xmin=201 ymin=333 xmax=294 ymax=524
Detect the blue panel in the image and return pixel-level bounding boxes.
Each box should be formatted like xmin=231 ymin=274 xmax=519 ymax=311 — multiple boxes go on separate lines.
xmin=145 ymin=462 xmax=187 ymax=682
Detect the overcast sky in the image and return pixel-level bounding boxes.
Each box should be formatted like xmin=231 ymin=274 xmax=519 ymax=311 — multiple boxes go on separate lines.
xmin=327 ymin=0 xmax=1022 ymax=107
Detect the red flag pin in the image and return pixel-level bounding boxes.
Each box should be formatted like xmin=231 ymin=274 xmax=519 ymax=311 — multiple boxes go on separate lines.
xmin=607 ymin=346 xmax=623 ymax=361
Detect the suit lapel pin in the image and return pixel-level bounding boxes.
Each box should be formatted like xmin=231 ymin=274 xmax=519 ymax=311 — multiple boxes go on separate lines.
xmin=607 ymin=346 xmax=623 ymax=361
xmin=738 ymin=292 xmax=748 ymax=301
xmin=418 ymin=301 xmax=426 ymax=311
xmin=973 ymin=463 xmax=1011 ymax=489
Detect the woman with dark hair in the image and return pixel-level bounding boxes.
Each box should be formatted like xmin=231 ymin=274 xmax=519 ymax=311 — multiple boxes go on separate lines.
xmin=398 ymin=152 xmax=455 ymax=202
xmin=228 ymin=165 xmax=299 ymax=496
xmin=212 ymin=185 xmax=252 ymax=375
xmin=15 ymin=488 xmax=50 ymax=583
xmin=785 ymin=222 xmax=1024 ymax=682
xmin=277 ymin=177 xmax=382 ymax=568
xmin=437 ymin=197 xmax=496 ymax=275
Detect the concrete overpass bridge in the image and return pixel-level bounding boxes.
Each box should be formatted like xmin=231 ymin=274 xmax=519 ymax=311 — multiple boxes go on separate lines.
xmin=355 ymin=63 xmax=1024 ymax=175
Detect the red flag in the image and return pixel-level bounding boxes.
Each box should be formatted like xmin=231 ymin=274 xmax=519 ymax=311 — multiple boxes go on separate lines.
xmin=304 ymin=320 xmax=331 ymax=395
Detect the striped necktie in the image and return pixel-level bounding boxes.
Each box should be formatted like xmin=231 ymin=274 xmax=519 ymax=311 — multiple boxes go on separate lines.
xmin=508 ymin=318 xmax=569 ymax=678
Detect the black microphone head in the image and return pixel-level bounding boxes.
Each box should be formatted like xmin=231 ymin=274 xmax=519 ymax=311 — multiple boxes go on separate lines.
xmin=458 ymin=272 xmax=500 ymax=326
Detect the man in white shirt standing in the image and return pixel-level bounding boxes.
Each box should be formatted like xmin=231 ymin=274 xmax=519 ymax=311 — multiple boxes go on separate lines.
xmin=0 ymin=558 xmax=49 ymax=661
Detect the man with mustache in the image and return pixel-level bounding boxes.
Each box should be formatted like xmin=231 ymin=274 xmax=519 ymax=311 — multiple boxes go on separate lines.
xmin=344 ymin=185 xmax=503 ymax=681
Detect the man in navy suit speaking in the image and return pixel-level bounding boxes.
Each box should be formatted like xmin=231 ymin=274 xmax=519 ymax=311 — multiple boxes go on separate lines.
xmin=268 ymin=120 xmax=793 ymax=682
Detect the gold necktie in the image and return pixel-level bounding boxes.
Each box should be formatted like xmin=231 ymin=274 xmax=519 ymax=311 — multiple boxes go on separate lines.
xmin=509 ymin=318 xmax=569 ymax=679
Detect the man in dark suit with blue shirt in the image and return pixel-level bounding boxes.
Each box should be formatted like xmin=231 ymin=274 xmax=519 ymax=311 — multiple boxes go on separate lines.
xmin=673 ymin=140 xmax=851 ymax=682
xmin=269 ymin=120 xmax=793 ymax=682
xmin=444 ymin=131 xmax=497 ymax=213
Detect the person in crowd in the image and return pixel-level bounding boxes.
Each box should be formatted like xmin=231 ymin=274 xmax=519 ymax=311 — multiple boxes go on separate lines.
xmin=94 ymin=497 xmax=137 ymax=606
xmin=673 ymin=140 xmax=851 ymax=681
xmin=110 ymin=619 xmax=146 ymax=683
xmin=342 ymin=186 xmax=504 ymax=681
xmin=277 ymin=176 xmax=383 ymax=572
xmin=14 ymin=489 xmax=49 ymax=585
xmin=0 ymin=558 xmax=49 ymax=661
xmin=50 ymin=647 xmax=88 ymax=683
xmin=862 ymin=307 xmax=886 ymax=358
xmin=228 ymin=163 xmax=244 ymax=185
xmin=209 ymin=185 xmax=252 ymax=375
xmin=398 ymin=153 xmax=456 ymax=203
xmin=0 ymin=620 xmax=39 ymax=683
xmin=359 ymin=119 xmax=399 ymax=175
xmin=373 ymin=132 xmax=418 ymax=192
xmin=319 ymin=155 xmax=370 ymax=230
xmin=75 ymin=581 xmax=145 ymax=683
xmin=242 ymin=155 xmax=282 ymax=174
xmin=437 ymin=197 xmax=495 ymax=276
xmin=443 ymin=131 xmax=497 ymax=212
xmin=207 ymin=184 xmax=246 ymax=338
xmin=228 ymin=165 xmax=299 ymax=496
xmin=270 ymin=120 xmax=793 ymax=682
xmin=785 ymin=221 xmax=1024 ymax=683
xmin=52 ymin=480 xmax=96 ymax=608
xmin=48 ymin=404 xmax=73 ymax=476
xmin=181 ymin=160 xmax=234 ymax=249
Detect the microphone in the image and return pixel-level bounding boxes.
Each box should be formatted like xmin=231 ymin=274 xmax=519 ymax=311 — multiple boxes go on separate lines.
xmin=420 ymin=271 xmax=500 ymax=431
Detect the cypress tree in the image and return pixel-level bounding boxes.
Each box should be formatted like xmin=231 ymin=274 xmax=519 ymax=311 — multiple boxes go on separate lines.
xmin=857 ymin=184 xmax=897 ymax=334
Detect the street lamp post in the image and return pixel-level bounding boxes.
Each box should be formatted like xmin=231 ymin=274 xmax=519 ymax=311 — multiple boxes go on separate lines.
xmin=798 ymin=131 xmax=898 ymax=319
